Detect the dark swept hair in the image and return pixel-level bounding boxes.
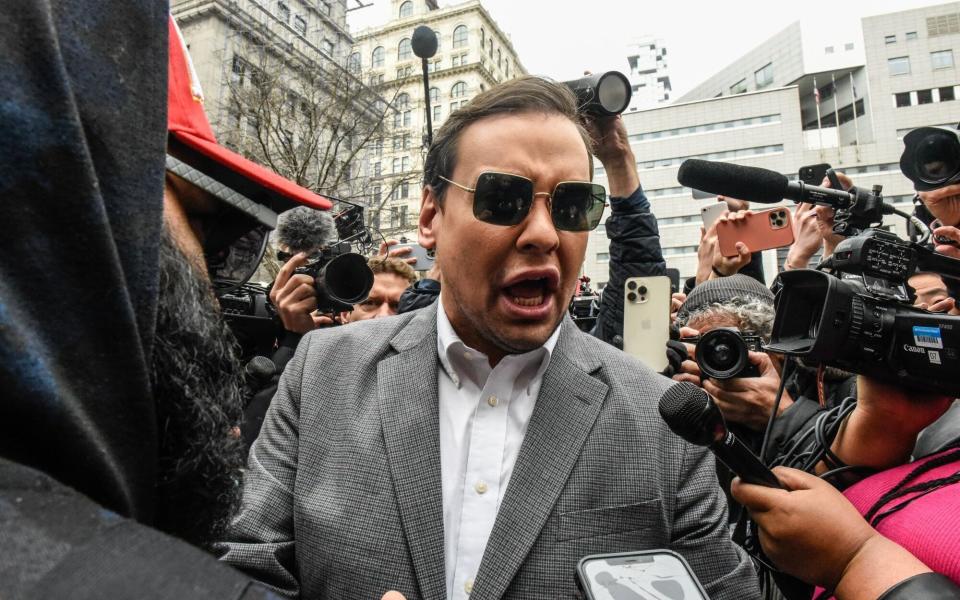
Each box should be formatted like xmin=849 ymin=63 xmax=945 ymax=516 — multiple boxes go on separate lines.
xmin=422 ymin=75 xmax=593 ymax=203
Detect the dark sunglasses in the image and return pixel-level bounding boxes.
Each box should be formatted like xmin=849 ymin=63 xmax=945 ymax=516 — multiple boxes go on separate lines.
xmin=438 ymin=171 xmax=607 ymax=231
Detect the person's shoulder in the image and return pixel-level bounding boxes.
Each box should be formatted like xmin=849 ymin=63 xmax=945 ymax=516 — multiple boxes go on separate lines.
xmin=569 ymin=326 xmax=673 ymax=395
xmin=301 ymin=310 xmax=421 ymax=353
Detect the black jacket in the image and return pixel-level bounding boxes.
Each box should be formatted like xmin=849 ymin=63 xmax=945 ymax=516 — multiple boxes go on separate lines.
xmin=0 ymin=4 xmax=267 ymax=596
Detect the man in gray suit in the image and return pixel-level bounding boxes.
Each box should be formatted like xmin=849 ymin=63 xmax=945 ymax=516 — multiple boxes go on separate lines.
xmin=219 ymin=76 xmax=760 ymax=600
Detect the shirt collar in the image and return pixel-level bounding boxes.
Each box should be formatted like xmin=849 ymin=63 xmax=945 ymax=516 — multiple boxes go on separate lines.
xmin=436 ymin=295 xmax=560 ymax=392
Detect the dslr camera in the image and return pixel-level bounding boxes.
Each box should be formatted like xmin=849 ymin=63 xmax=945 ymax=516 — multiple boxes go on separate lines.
xmin=292 ymin=240 xmax=374 ymax=314
xmin=683 ymin=328 xmax=763 ymax=380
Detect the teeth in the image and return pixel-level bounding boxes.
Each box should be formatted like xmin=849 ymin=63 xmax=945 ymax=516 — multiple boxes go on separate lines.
xmin=512 ymin=295 xmax=544 ymax=307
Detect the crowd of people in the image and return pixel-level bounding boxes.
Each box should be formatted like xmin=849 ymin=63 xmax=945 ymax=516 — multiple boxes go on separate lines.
xmin=2 ymin=4 xmax=959 ymax=600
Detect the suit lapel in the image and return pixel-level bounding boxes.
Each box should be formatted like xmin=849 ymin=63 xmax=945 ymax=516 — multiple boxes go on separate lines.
xmin=470 ymin=319 xmax=609 ymax=600
xmin=378 ymin=304 xmax=447 ymax=600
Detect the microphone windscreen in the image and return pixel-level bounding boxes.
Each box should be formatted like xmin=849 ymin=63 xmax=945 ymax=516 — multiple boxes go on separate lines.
xmin=677 ymin=159 xmax=789 ymax=204
xmin=658 ymin=382 xmax=717 ymax=447
xmin=276 ymin=206 xmax=336 ymax=254
xmin=411 ymin=25 xmax=438 ymax=59
xmin=245 ymin=355 xmax=277 ymax=380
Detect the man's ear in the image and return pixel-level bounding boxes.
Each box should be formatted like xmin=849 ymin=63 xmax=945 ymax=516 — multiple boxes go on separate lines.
xmin=418 ymin=185 xmax=440 ymax=250
xmin=338 ymin=310 xmax=352 ymax=324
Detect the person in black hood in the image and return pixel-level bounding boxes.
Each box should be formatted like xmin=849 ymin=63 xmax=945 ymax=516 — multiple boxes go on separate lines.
xmin=0 ymin=6 xmax=329 ymax=597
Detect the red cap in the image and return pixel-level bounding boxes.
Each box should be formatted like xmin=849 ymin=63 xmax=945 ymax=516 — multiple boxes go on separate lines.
xmin=167 ymin=17 xmax=331 ymax=212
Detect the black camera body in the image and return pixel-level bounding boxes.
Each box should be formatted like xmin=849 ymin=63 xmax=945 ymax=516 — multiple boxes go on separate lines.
xmin=692 ymin=328 xmax=763 ymax=380
xmin=569 ymin=276 xmax=600 ymax=332
xmin=293 ymin=241 xmax=374 ymax=314
xmin=218 ymin=282 xmax=281 ymax=359
xmin=767 ymin=229 xmax=960 ymax=396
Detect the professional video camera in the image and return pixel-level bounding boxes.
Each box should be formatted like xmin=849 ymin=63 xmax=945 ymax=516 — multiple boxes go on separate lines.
xmin=681 ymin=328 xmax=763 ymax=380
xmin=900 ymin=125 xmax=960 ymax=191
xmin=569 ymin=275 xmax=601 ymax=332
xmin=766 ymin=229 xmax=960 ymax=396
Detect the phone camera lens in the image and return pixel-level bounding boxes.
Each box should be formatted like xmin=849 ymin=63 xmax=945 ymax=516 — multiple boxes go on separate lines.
xmin=627 ymin=280 xmax=637 ymax=291
xmin=638 ymin=285 xmax=648 ymax=295
xmin=627 ymin=292 xmax=637 ymax=303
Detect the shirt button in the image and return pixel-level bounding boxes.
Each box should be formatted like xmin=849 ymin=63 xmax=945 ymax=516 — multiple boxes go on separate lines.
xmin=474 ymin=480 xmax=488 ymax=495
xmin=487 ymin=395 xmax=499 ymax=407
xmin=465 ymin=578 xmax=474 ymax=594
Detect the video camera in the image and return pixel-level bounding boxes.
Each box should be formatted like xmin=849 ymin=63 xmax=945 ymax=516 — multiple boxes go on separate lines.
xmin=569 ymin=275 xmax=601 ymax=332
xmin=766 ymin=228 xmax=960 ymax=396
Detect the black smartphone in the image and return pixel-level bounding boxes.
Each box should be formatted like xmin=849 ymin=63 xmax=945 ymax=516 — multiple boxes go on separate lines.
xmin=576 ymin=550 xmax=709 ymax=600
xmin=798 ymin=163 xmax=831 ymax=185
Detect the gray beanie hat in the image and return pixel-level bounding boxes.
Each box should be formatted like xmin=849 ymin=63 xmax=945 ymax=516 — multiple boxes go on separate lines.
xmin=677 ymin=274 xmax=774 ymax=322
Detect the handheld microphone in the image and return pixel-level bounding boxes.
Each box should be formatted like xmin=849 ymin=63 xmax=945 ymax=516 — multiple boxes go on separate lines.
xmin=411 ymin=25 xmax=439 ymax=147
xmin=677 ymin=159 xmax=858 ymax=208
xmin=658 ymin=382 xmax=782 ymax=488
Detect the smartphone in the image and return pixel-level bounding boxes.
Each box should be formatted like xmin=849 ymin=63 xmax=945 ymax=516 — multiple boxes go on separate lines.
xmin=691 ymin=188 xmax=716 ymax=200
xmin=393 ymin=242 xmax=435 ymax=271
xmin=622 ymin=276 xmax=671 ymax=372
xmin=716 ymin=207 xmax=795 ymax=257
xmin=701 ymin=201 xmax=728 ymax=230
xmin=577 ymin=550 xmax=709 ymax=600
xmin=798 ymin=163 xmax=831 ymax=185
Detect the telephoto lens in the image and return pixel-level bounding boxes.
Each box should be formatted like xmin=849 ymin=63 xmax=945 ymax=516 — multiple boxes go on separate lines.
xmin=695 ymin=328 xmax=762 ymax=380
xmin=900 ymin=126 xmax=960 ymax=191
xmin=564 ymin=71 xmax=632 ymax=116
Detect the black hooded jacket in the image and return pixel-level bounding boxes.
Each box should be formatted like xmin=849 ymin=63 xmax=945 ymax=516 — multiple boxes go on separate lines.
xmin=0 ymin=3 xmax=268 ymax=597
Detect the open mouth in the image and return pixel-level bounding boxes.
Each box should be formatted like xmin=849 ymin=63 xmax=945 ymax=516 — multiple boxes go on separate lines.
xmin=500 ymin=269 xmax=561 ymax=313
xmin=505 ymin=278 xmax=550 ymax=307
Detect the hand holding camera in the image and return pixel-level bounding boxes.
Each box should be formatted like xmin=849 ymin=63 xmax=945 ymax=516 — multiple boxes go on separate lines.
xmin=270 ymin=252 xmax=329 ymax=334
xmin=703 ymin=351 xmax=792 ymax=431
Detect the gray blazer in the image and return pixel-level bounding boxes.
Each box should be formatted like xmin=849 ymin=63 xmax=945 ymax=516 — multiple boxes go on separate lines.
xmin=219 ymin=303 xmax=760 ymax=599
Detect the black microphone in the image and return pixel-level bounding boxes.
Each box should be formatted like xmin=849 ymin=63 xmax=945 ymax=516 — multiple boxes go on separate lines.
xmin=677 ymin=159 xmax=857 ymax=208
xmin=411 ymin=25 xmax=438 ymax=59
xmin=243 ymin=355 xmax=276 ymax=408
xmin=659 ymin=382 xmax=782 ymax=488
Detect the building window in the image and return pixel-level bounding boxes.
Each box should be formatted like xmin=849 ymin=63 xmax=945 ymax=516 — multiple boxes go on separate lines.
xmin=932 ymin=49 xmax=954 ymax=69
xmin=488 ymin=39 xmax=493 ymax=59
xmin=480 ymin=27 xmax=485 ymax=47
xmin=730 ymin=78 xmax=747 ymax=94
xmin=433 ymin=104 xmax=441 ymax=121
xmin=373 ymin=162 xmax=381 ymax=177
xmin=293 ymin=14 xmax=307 ymax=36
xmin=906 ymin=31 xmax=918 ymax=41
xmin=825 ymin=46 xmax=834 ymax=54
xmin=398 ymin=38 xmax=412 ymax=60
xmin=504 ymin=59 xmax=510 ymax=78
xmin=497 ymin=49 xmax=502 ymax=69
xmin=322 ymin=38 xmax=334 ymax=56
xmin=596 ymin=252 xmax=609 ymax=263
xmin=894 ymin=91 xmax=912 ymax=107
xmin=400 ymin=183 xmax=410 ymax=201
xmin=928 ymin=13 xmax=960 ymax=36
xmin=888 ymin=56 xmax=910 ymax=75
xmin=277 ymin=1 xmax=290 ymax=23
xmin=398 ymin=1 xmax=413 ymax=18
xmin=401 ymin=156 xmax=411 ymax=171
xmin=392 ymin=158 xmax=400 ymax=173
xmin=917 ymin=89 xmax=934 ymax=104
xmin=451 ymin=81 xmax=467 ymax=98
xmin=433 ymin=30 xmax=442 ymax=49
xmin=348 ymin=52 xmax=361 ymax=73
xmin=885 ymin=34 xmax=897 ymax=44
xmin=231 ymin=55 xmax=247 ymax=85
xmin=754 ymin=63 xmax=773 ymax=88
xmin=845 ymin=42 xmax=855 ymax=50
xmin=372 ymin=186 xmax=382 ymax=205
xmin=372 ymin=46 xmax=384 ymax=68
xmin=429 ymin=87 xmax=439 ymax=103
xmin=453 ymin=25 xmax=468 ymax=48
xmin=941 ymin=86 xmax=956 ymax=101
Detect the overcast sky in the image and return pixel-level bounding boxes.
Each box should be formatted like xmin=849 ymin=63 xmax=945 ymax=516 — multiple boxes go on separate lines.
xmin=348 ymin=0 xmax=947 ymax=96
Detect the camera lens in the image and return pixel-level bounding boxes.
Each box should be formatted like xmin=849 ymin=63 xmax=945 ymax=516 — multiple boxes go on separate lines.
xmin=696 ymin=328 xmax=750 ymax=380
xmin=627 ymin=292 xmax=637 ymax=302
xmin=916 ymin=130 xmax=960 ymax=184
xmin=627 ymin=280 xmax=637 ymax=291
xmin=638 ymin=285 xmax=648 ymax=295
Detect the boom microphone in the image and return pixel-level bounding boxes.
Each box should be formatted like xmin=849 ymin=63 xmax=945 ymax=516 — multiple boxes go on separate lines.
xmin=659 ymin=382 xmax=782 ymax=488
xmin=677 ymin=159 xmax=857 ymax=207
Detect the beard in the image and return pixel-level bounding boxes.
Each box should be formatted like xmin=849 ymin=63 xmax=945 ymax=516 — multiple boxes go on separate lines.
xmin=150 ymin=230 xmax=246 ymax=549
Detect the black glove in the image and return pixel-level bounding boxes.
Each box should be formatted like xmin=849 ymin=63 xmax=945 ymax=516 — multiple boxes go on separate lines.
xmin=662 ymin=339 xmax=688 ymax=378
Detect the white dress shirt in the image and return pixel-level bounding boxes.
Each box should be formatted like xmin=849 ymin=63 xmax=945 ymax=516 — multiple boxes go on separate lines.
xmin=436 ymin=298 xmax=560 ymax=600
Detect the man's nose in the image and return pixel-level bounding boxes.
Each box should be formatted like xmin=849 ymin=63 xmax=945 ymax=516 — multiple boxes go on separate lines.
xmin=516 ymin=196 xmax=560 ymax=252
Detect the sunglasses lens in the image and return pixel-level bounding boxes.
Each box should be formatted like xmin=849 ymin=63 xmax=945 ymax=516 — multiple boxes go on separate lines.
xmin=473 ymin=173 xmax=533 ymax=226
xmin=552 ymin=183 xmax=607 ymax=231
